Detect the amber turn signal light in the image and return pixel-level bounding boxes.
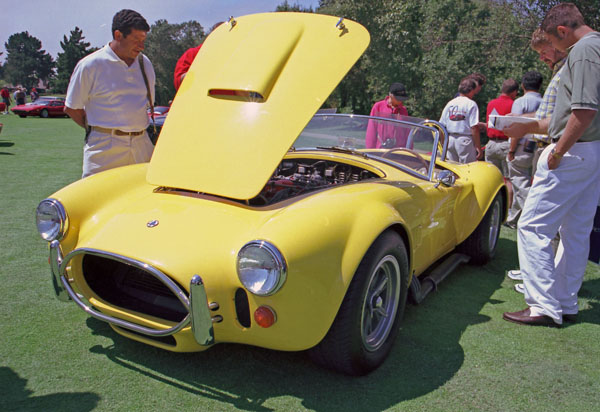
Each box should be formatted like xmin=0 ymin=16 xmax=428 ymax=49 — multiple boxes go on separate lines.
xmin=254 ymin=306 xmax=277 ymax=328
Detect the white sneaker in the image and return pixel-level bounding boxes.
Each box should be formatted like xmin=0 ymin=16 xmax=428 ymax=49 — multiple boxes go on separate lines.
xmin=514 ymin=283 xmax=525 ymax=294
xmin=507 ymin=270 xmax=524 ymax=280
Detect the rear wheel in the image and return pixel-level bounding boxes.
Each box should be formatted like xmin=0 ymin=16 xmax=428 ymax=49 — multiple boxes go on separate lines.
xmin=458 ymin=193 xmax=503 ymax=264
xmin=40 ymin=109 xmax=49 ymax=118
xmin=309 ymin=231 xmax=408 ymax=375
xmin=18 ymin=114 xmax=26 ymax=118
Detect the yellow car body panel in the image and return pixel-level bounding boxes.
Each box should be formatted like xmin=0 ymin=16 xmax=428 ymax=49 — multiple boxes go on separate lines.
xmin=49 ymin=152 xmax=505 ymax=352
xmin=147 ymin=13 xmax=370 ymax=200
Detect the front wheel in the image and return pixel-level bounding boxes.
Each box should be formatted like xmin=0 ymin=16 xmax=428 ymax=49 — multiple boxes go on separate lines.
xmin=40 ymin=109 xmax=49 ymax=118
xmin=18 ymin=114 xmax=26 ymax=118
xmin=309 ymin=231 xmax=408 ymax=375
xmin=458 ymin=192 xmax=503 ymax=264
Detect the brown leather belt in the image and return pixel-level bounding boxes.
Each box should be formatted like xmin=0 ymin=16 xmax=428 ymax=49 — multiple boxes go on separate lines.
xmin=90 ymin=126 xmax=145 ymax=136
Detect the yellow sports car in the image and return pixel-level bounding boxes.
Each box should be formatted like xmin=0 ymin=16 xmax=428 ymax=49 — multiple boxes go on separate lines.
xmin=36 ymin=13 xmax=506 ymax=375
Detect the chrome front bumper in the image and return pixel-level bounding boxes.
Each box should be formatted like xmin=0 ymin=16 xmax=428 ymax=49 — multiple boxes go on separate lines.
xmin=49 ymin=240 xmax=217 ymax=346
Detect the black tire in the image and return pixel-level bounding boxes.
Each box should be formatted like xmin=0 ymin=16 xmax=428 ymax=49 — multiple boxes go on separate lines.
xmin=309 ymin=231 xmax=409 ymax=375
xmin=18 ymin=114 xmax=26 ymax=118
xmin=458 ymin=192 xmax=503 ymax=264
xmin=40 ymin=109 xmax=49 ymax=118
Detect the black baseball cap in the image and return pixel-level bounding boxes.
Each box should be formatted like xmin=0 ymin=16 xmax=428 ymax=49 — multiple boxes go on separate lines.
xmin=389 ymin=83 xmax=408 ymax=100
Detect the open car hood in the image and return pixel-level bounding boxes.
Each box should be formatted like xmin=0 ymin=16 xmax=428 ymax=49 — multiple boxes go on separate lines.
xmin=147 ymin=12 xmax=370 ymax=199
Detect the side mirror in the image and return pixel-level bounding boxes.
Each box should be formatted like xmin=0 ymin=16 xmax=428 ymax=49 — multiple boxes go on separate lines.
xmin=435 ymin=170 xmax=455 ymax=188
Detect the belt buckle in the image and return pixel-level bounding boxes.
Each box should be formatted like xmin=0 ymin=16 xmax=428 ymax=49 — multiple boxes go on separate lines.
xmin=115 ymin=129 xmax=132 ymax=136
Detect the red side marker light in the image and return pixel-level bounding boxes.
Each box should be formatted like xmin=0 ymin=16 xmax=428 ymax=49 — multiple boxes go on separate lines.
xmin=254 ymin=306 xmax=276 ymax=328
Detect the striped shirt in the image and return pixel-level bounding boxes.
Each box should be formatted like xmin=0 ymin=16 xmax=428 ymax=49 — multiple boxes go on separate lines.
xmin=532 ymin=58 xmax=566 ymax=143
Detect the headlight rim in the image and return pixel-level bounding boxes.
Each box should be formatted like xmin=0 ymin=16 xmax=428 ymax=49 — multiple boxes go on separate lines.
xmin=36 ymin=198 xmax=68 ymax=241
xmin=237 ymin=240 xmax=287 ymax=296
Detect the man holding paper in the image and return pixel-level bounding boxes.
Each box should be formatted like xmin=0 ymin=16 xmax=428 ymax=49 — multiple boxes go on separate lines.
xmin=502 ymin=3 xmax=600 ymax=327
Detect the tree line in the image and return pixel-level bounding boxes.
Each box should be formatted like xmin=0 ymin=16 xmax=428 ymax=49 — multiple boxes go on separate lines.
xmin=1 ymin=0 xmax=597 ymax=120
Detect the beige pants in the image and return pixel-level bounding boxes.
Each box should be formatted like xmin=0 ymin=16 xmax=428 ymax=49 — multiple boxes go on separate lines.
xmin=82 ymin=129 xmax=154 ymax=178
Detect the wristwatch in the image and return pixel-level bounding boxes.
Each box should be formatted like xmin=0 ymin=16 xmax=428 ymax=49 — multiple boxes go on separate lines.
xmin=550 ymin=148 xmax=563 ymax=159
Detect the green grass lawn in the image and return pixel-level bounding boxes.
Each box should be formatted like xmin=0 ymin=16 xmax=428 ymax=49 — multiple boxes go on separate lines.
xmin=1 ymin=114 xmax=599 ymax=411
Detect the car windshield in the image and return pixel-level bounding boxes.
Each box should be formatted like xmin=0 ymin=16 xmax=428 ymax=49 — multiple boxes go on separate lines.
xmin=293 ymin=113 xmax=445 ymax=177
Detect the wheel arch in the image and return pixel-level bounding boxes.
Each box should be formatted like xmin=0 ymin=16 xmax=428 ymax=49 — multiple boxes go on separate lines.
xmin=339 ymin=207 xmax=413 ymax=293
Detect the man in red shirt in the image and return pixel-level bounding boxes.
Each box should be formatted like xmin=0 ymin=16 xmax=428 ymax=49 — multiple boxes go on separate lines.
xmin=173 ymin=22 xmax=223 ymax=91
xmin=485 ymin=78 xmax=518 ymax=202
xmin=365 ymin=83 xmax=410 ymax=148
xmin=1 ymin=87 xmax=11 ymax=114
xmin=173 ymin=45 xmax=202 ymax=91
xmin=486 ymin=79 xmax=519 ymax=161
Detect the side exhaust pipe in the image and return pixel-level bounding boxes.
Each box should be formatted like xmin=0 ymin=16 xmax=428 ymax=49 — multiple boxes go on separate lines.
xmin=409 ymin=253 xmax=470 ymax=304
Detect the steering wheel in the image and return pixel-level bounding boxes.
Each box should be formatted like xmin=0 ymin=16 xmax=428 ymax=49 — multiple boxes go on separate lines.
xmin=381 ymin=147 xmax=429 ymax=172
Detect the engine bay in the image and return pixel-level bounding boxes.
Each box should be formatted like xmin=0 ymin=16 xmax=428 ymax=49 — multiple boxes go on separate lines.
xmin=248 ymin=158 xmax=379 ymax=206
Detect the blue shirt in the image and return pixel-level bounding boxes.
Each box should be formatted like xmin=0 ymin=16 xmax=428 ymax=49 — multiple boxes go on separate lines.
xmin=512 ymin=92 xmax=542 ymax=115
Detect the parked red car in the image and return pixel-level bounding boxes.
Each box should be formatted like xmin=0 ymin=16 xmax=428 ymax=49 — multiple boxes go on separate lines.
xmin=148 ymin=105 xmax=170 ymax=117
xmin=11 ymin=97 xmax=67 ymax=118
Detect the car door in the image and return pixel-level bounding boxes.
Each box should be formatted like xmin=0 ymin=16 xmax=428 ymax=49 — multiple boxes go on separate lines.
xmin=49 ymin=101 xmax=62 ymax=116
xmin=414 ymin=174 xmax=461 ymax=270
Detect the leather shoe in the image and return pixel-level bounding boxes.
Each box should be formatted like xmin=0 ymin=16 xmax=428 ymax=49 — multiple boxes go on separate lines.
xmin=503 ymin=308 xmax=559 ymax=327
xmin=563 ymin=313 xmax=578 ymax=323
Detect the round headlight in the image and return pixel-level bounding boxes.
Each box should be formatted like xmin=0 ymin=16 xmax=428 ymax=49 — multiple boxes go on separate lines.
xmin=36 ymin=199 xmax=68 ymax=241
xmin=237 ymin=241 xmax=287 ymax=296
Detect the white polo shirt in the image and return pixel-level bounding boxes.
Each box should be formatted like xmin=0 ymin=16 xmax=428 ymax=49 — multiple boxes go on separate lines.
xmin=66 ymin=44 xmax=155 ymax=131
xmin=439 ymin=95 xmax=479 ymax=136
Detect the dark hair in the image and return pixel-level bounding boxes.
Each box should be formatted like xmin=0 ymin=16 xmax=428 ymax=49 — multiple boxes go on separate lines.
xmin=541 ymin=3 xmax=585 ymax=36
xmin=522 ymin=71 xmax=543 ymax=91
xmin=209 ymin=22 xmax=224 ymax=33
xmin=501 ymin=78 xmax=519 ymax=94
xmin=112 ymin=9 xmax=150 ymax=38
xmin=467 ymin=72 xmax=486 ymax=86
xmin=458 ymin=78 xmax=477 ymax=94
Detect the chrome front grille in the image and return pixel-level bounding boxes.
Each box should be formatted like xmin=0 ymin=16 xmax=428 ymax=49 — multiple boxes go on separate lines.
xmin=52 ymin=246 xmax=215 ymax=345
xmin=82 ymin=253 xmax=188 ymax=322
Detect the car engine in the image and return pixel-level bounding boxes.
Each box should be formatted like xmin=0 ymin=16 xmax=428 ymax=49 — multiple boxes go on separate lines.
xmin=248 ymin=158 xmax=378 ymax=206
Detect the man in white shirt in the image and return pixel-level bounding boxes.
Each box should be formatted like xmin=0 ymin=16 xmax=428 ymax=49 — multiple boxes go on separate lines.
xmin=439 ymin=78 xmax=482 ymax=163
xmin=65 ymin=9 xmax=155 ymax=178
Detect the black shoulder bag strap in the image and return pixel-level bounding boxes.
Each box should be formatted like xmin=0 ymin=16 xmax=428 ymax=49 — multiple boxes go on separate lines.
xmin=138 ymin=54 xmax=156 ymax=135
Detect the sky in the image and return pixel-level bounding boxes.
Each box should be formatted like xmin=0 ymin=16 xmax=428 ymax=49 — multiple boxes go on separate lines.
xmin=1 ymin=0 xmax=320 ymax=62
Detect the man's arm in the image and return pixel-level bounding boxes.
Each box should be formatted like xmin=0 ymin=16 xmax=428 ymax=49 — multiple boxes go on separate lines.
xmin=548 ymin=109 xmax=597 ymax=169
xmin=64 ymin=107 xmax=87 ymax=129
xmin=507 ymin=110 xmax=537 ymax=161
xmin=503 ymin=116 xmax=551 ymax=138
xmin=471 ymin=125 xmax=482 ymax=159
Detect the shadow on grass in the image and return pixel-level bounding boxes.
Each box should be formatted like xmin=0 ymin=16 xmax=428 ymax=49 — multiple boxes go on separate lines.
xmin=570 ymin=277 xmax=600 ymax=326
xmin=0 ymin=139 xmax=15 ymax=156
xmin=83 ymin=256 xmax=512 ymax=411
xmin=0 ymin=367 xmax=100 ymax=411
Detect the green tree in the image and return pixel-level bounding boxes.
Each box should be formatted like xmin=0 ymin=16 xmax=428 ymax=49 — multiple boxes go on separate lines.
xmin=3 ymin=32 xmax=54 ymax=88
xmin=144 ymin=20 xmax=205 ymax=105
xmin=54 ymin=27 xmax=98 ymax=93
xmin=276 ymin=1 xmax=314 ymax=12
xmin=318 ymin=0 xmax=552 ymax=118
xmin=510 ymin=0 xmax=600 ymax=32
xmin=318 ymin=0 xmax=423 ymax=114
